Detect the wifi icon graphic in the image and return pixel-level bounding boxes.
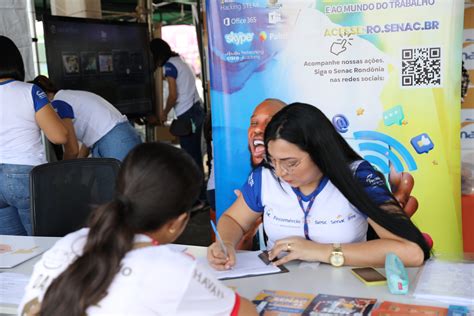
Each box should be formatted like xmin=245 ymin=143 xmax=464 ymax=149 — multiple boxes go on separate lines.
xmin=353 ymin=131 xmax=417 ymax=174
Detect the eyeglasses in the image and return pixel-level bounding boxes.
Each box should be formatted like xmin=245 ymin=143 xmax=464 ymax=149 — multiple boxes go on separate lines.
xmin=265 ymin=154 xmax=309 ymax=175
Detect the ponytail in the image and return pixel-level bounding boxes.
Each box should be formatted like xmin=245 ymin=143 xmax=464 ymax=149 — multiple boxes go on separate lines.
xmin=40 ymin=200 xmax=134 ymax=316
xmin=39 ymin=142 xmax=203 ymax=315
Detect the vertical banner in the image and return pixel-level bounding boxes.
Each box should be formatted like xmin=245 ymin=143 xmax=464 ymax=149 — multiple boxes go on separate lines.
xmin=461 ymin=2 xmax=474 ymax=252
xmin=207 ymin=0 xmax=464 ymax=254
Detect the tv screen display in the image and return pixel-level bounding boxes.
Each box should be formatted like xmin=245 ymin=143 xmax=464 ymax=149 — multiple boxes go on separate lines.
xmin=43 ymin=15 xmax=154 ymax=117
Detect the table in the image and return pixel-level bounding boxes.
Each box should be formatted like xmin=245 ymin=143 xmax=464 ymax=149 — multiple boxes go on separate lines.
xmin=184 ymin=248 xmax=451 ymax=309
xmin=0 ymin=236 xmax=465 ymax=315
xmin=0 ymin=235 xmax=58 ymax=315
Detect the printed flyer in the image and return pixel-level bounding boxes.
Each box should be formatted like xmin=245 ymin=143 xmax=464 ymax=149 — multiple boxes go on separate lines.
xmin=253 ymin=290 xmax=377 ymax=315
xmin=253 ymin=289 xmax=317 ymax=315
xmin=206 ymin=0 xmax=464 ymax=254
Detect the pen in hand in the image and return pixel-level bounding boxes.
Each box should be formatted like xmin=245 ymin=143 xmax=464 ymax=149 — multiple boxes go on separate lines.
xmin=210 ymin=220 xmax=229 ymax=259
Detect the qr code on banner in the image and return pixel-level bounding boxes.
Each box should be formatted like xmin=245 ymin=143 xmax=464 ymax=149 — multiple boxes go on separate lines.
xmin=401 ymin=47 xmax=441 ymax=88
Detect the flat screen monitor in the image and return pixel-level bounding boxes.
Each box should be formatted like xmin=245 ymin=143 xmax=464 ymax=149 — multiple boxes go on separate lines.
xmin=43 ymin=15 xmax=154 ymax=117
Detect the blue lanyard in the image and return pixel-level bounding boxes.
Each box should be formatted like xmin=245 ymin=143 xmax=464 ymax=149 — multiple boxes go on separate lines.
xmin=292 ymin=177 xmax=329 ymax=241
xmin=296 ymin=195 xmax=316 ymax=240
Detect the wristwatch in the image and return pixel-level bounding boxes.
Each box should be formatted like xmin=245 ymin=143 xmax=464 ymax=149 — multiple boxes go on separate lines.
xmin=329 ymin=243 xmax=345 ymax=267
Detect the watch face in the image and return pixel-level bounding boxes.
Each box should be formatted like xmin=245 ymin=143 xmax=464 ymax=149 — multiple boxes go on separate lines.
xmin=330 ymin=252 xmax=344 ymax=267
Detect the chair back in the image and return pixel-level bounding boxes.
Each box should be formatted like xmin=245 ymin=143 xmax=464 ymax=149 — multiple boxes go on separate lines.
xmin=30 ymin=158 xmax=121 ymax=236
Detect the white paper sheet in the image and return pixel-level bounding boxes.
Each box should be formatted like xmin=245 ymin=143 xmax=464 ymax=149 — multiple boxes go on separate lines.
xmin=413 ymin=259 xmax=474 ymax=306
xmin=0 ymin=272 xmax=30 ymax=305
xmin=199 ymin=251 xmax=282 ymax=280
xmin=168 ymin=244 xmax=188 ymax=253
xmin=0 ymin=235 xmax=47 ymax=268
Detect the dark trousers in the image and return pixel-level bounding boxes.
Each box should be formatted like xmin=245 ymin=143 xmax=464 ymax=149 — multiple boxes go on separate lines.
xmin=178 ymin=102 xmax=204 ymax=172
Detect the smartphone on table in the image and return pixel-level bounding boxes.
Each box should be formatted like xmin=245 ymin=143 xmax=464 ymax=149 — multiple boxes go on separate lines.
xmin=351 ymin=267 xmax=387 ymax=286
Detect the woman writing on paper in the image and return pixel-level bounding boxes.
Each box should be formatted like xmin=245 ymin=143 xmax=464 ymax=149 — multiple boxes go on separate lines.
xmin=208 ymin=103 xmax=430 ymax=269
xmin=20 ymin=143 xmax=257 ymax=316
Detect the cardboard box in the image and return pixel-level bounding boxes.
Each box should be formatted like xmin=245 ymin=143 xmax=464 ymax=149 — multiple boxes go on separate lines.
xmin=155 ymin=126 xmax=178 ymax=143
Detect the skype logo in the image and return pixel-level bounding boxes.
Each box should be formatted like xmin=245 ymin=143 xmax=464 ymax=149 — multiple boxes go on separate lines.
xmin=224 ymin=31 xmax=254 ymax=46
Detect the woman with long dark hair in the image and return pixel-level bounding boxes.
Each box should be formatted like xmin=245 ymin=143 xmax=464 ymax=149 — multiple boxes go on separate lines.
xmin=20 ymin=143 xmax=257 ymax=316
xmin=208 ymin=103 xmax=430 ymax=269
xmin=0 ymin=36 xmax=67 ymax=235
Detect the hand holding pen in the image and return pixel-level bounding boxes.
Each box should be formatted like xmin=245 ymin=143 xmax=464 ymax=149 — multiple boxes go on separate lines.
xmin=208 ymin=220 xmax=236 ymax=270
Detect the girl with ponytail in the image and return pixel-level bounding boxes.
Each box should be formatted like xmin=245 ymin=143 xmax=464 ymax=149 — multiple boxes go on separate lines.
xmin=20 ymin=143 xmax=257 ymax=316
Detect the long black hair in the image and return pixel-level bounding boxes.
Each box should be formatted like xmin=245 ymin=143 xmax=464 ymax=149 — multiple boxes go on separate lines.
xmin=149 ymin=38 xmax=179 ymax=69
xmin=39 ymin=143 xmax=203 ymax=316
xmin=0 ymin=36 xmax=25 ymax=81
xmin=264 ymin=103 xmax=430 ymax=261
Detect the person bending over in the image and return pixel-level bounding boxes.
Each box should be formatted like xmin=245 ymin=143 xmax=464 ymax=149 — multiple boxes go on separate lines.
xmin=20 ymin=143 xmax=257 ymax=316
xmin=208 ymin=103 xmax=430 ymax=269
xmin=32 ymin=75 xmax=141 ymax=161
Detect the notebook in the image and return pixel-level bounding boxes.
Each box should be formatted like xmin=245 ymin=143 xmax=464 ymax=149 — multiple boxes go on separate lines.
xmin=198 ymin=250 xmax=288 ymax=280
xmin=413 ymin=259 xmax=474 ymax=306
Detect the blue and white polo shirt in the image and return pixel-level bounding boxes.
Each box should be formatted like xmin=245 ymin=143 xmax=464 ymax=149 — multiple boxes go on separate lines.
xmin=163 ymin=56 xmax=200 ymax=116
xmin=51 ymin=90 xmax=127 ymax=147
xmin=0 ymin=80 xmax=49 ymax=165
xmin=240 ymin=160 xmax=392 ymax=249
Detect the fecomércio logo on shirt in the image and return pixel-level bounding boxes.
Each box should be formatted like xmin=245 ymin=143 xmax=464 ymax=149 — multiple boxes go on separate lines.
xmin=36 ymin=90 xmax=47 ymax=99
xmin=224 ymin=31 xmax=254 ymax=45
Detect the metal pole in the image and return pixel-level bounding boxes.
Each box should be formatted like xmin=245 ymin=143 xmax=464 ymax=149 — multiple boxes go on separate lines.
xmin=144 ymin=0 xmax=156 ymax=142
xmin=193 ymin=0 xmax=208 ymax=112
xmin=27 ymin=0 xmax=41 ymax=77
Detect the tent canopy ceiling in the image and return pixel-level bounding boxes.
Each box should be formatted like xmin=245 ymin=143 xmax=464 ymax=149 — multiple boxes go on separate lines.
xmin=34 ymin=0 xmax=196 ymax=25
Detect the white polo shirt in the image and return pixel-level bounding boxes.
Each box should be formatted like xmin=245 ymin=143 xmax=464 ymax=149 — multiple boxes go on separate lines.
xmin=52 ymin=90 xmax=127 ymax=147
xmin=19 ymin=228 xmax=240 ymax=316
xmin=240 ymin=160 xmax=392 ymax=249
xmin=164 ymin=56 xmax=201 ymax=116
xmin=0 ymin=80 xmax=49 ymax=166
